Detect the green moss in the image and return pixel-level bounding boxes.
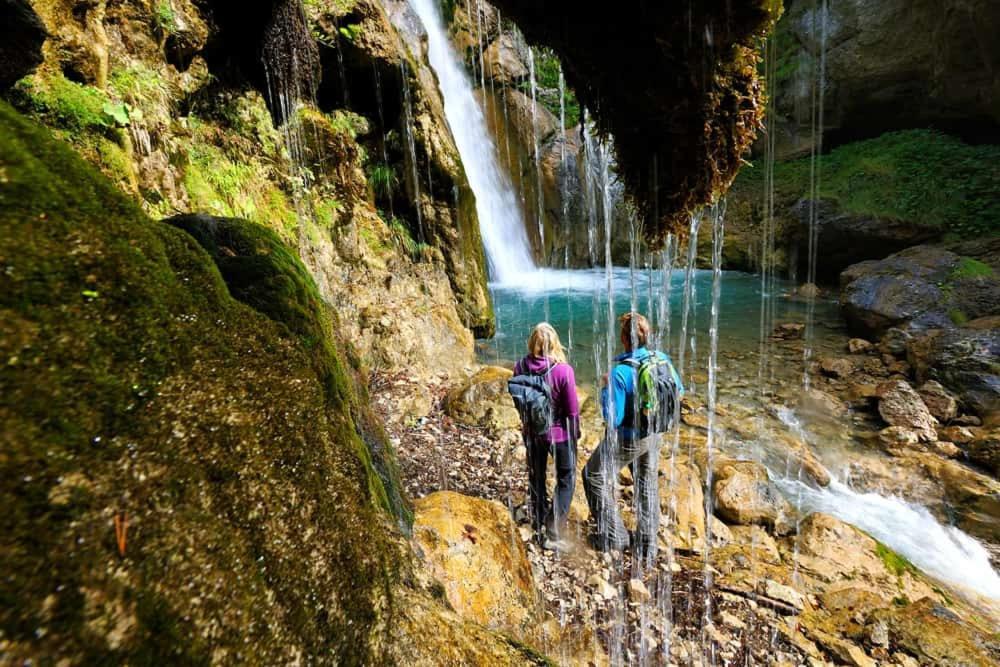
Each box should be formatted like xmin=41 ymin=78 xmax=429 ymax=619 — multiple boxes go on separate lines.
xmin=0 ymin=101 xmax=410 ymax=661
xmin=109 ymin=63 xmax=171 ymax=114
xmin=734 ymin=130 xmax=1000 ymax=239
xmin=949 ymin=309 xmax=969 ymax=326
xmin=9 ymin=73 xmax=113 ymax=135
xmin=153 ymin=1 xmax=177 ymax=34
xmin=951 ymin=257 xmax=995 ymax=280
xmin=876 ymin=542 xmax=917 ymax=578
xmin=182 ymin=138 xmax=299 ymax=242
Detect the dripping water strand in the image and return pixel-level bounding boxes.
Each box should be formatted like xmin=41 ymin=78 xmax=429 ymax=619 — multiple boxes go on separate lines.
xmin=701 ymin=200 xmax=726 ymax=661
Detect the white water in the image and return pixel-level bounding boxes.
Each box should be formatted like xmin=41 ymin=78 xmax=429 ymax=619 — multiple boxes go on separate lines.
xmin=776 ymin=477 xmax=1000 ymax=602
xmin=773 ymin=407 xmax=1000 ymax=602
xmin=409 ymin=0 xmax=536 ymax=283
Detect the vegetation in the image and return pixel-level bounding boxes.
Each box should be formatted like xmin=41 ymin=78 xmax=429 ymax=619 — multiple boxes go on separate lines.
xmin=338 ymin=23 xmax=363 ymax=43
xmin=519 ymin=48 xmax=581 ymax=128
xmin=10 ymin=74 xmax=114 ymax=135
xmin=328 ymin=109 xmax=369 ymax=139
xmin=734 ymin=130 xmax=1000 ymax=239
xmin=876 ymin=542 xmax=917 ymax=578
xmin=153 ymin=1 xmax=177 ymax=34
xmin=367 ymin=162 xmax=398 ymax=200
xmin=183 ymin=139 xmax=299 ymax=240
xmin=109 ymin=63 xmax=171 ymax=114
xmin=951 ymin=257 xmax=995 ymax=280
xmin=758 ymin=11 xmax=803 ymax=88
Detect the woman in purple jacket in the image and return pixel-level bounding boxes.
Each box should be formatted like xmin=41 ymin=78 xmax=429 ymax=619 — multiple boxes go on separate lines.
xmin=514 ymin=323 xmax=580 ymax=549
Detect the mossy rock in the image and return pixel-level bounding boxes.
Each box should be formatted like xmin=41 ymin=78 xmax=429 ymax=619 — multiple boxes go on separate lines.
xmin=0 ymin=100 xmax=411 ymax=662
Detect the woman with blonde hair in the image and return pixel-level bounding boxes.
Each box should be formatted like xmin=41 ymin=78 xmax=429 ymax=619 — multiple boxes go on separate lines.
xmin=513 ymin=323 xmax=580 ymax=549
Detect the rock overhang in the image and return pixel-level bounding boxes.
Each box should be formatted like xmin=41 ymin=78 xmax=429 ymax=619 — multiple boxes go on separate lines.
xmin=489 ymin=0 xmax=780 ymax=244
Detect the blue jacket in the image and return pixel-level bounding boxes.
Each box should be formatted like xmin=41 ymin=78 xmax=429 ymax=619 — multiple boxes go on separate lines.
xmin=600 ymin=347 xmax=684 ymax=440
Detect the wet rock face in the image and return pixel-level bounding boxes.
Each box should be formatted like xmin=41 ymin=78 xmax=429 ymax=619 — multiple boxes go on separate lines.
xmin=773 ymin=0 xmax=1000 ymax=156
xmin=259 ymin=0 xmax=320 ymax=124
xmin=489 ymin=0 xmax=777 ymax=241
xmin=0 ymin=0 xmax=45 ymax=89
xmin=789 ymin=199 xmax=941 ymax=282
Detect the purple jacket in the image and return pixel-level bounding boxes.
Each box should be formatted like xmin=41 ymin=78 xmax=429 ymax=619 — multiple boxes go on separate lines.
xmin=514 ymin=355 xmax=581 ymax=445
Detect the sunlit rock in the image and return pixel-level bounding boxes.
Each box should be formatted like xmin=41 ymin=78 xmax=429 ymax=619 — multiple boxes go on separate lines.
xmin=413 ymin=491 xmax=538 ymax=633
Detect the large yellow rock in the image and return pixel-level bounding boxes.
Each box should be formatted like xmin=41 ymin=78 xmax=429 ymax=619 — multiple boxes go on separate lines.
xmin=413 ymin=491 xmax=539 ymax=633
xmin=660 ymin=460 xmax=707 ymax=552
xmin=444 ymin=366 xmax=521 ymax=434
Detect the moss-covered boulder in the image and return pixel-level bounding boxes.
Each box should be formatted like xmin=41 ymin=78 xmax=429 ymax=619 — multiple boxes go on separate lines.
xmin=0 ymin=101 xmax=547 ymax=664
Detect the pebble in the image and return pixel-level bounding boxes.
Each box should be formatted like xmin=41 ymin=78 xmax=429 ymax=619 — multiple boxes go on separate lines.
xmin=627 ymin=578 xmax=651 ymax=602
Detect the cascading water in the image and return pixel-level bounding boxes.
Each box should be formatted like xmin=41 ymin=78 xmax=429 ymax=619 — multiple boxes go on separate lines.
xmin=408 ymin=0 xmax=535 ymax=283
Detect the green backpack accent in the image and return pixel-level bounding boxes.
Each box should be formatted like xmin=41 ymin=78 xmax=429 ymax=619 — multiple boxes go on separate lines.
xmin=623 ymin=355 xmax=680 ymax=435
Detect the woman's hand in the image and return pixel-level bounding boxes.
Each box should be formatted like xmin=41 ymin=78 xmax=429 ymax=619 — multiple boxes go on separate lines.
xmin=600 ymin=372 xmax=609 ymax=388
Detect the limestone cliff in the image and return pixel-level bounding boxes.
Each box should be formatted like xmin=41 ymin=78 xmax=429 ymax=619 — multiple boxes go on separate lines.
xmin=4 ymin=0 xmax=493 ymax=378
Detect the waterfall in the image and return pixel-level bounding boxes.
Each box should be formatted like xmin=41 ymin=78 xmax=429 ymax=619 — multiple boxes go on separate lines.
xmin=408 ymin=0 xmax=536 ymax=284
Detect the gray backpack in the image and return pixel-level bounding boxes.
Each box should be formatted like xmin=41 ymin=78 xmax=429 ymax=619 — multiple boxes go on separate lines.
xmin=507 ymin=362 xmax=555 ymax=438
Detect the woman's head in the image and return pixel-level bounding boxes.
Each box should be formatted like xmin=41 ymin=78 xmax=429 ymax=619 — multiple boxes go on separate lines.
xmin=619 ymin=311 xmax=650 ymax=351
xmin=527 ymin=322 xmax=567 ymax=363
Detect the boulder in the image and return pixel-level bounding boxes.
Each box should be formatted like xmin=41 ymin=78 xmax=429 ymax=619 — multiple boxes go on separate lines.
xmin=798 ymin=388 xmax=849 ymax=421
xmin=873 ymin=598 xmax=998 ymax=667
xmin=877 ymin=426 xmax=921 ymax=455
xmin=413 ymin=491 xmax=538 ymax=633
xmin=660 ymin=461 xmax=706 ymax=552
xmin=876 ymin=379 xmax=938 ymax=442
xmin=848 ymin=338 xmax=874 ymax=354
xmin=444 ymin=366 xmax=521 ymax=433
xmin=962 ymin=428 xmax=999 ymax=478
xmin=773 ymin=322 xmax=805 ymax=340
xmin=907 ymin=324 xmax=1000 ymax=421
xmin=917 ymin=380 xmax=958 ymax=422
xmin=0 ymin=1 xmax=45 ymax=89
xmin=839 ymin=246 xmax=1000 ymax=339
xmin=839 ymin=247 xmax=956 ymax=338
xmin=712 ymin=460 xmax=795 ymax=535
xmin=819 ymin=356 xmax=854 ymax=379
xmin=879 ymin=328 xmax=912 ymax=356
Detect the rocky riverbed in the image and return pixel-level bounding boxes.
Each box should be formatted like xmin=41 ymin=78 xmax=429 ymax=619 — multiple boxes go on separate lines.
xmin=371 ymin=308 xmax=1000 ymax=667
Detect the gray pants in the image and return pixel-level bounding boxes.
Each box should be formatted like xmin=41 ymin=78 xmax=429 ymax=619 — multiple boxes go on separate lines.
xmin=583 ymin=433 xmax=661 ymax=557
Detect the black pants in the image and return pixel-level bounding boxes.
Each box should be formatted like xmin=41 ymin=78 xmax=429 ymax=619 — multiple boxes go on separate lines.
xmin=526 ymin=437 xmax=577 ymax=539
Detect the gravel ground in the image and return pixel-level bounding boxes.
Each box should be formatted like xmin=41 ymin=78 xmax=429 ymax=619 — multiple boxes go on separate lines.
xmin=371 ymin=372 xmax=811 ymax=666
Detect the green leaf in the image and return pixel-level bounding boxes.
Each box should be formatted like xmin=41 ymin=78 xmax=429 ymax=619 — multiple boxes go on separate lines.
xmin=101 ymin=101 xmax=130 ymax=126
xmin=81 ymin=289 xmax=100 ymax=299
